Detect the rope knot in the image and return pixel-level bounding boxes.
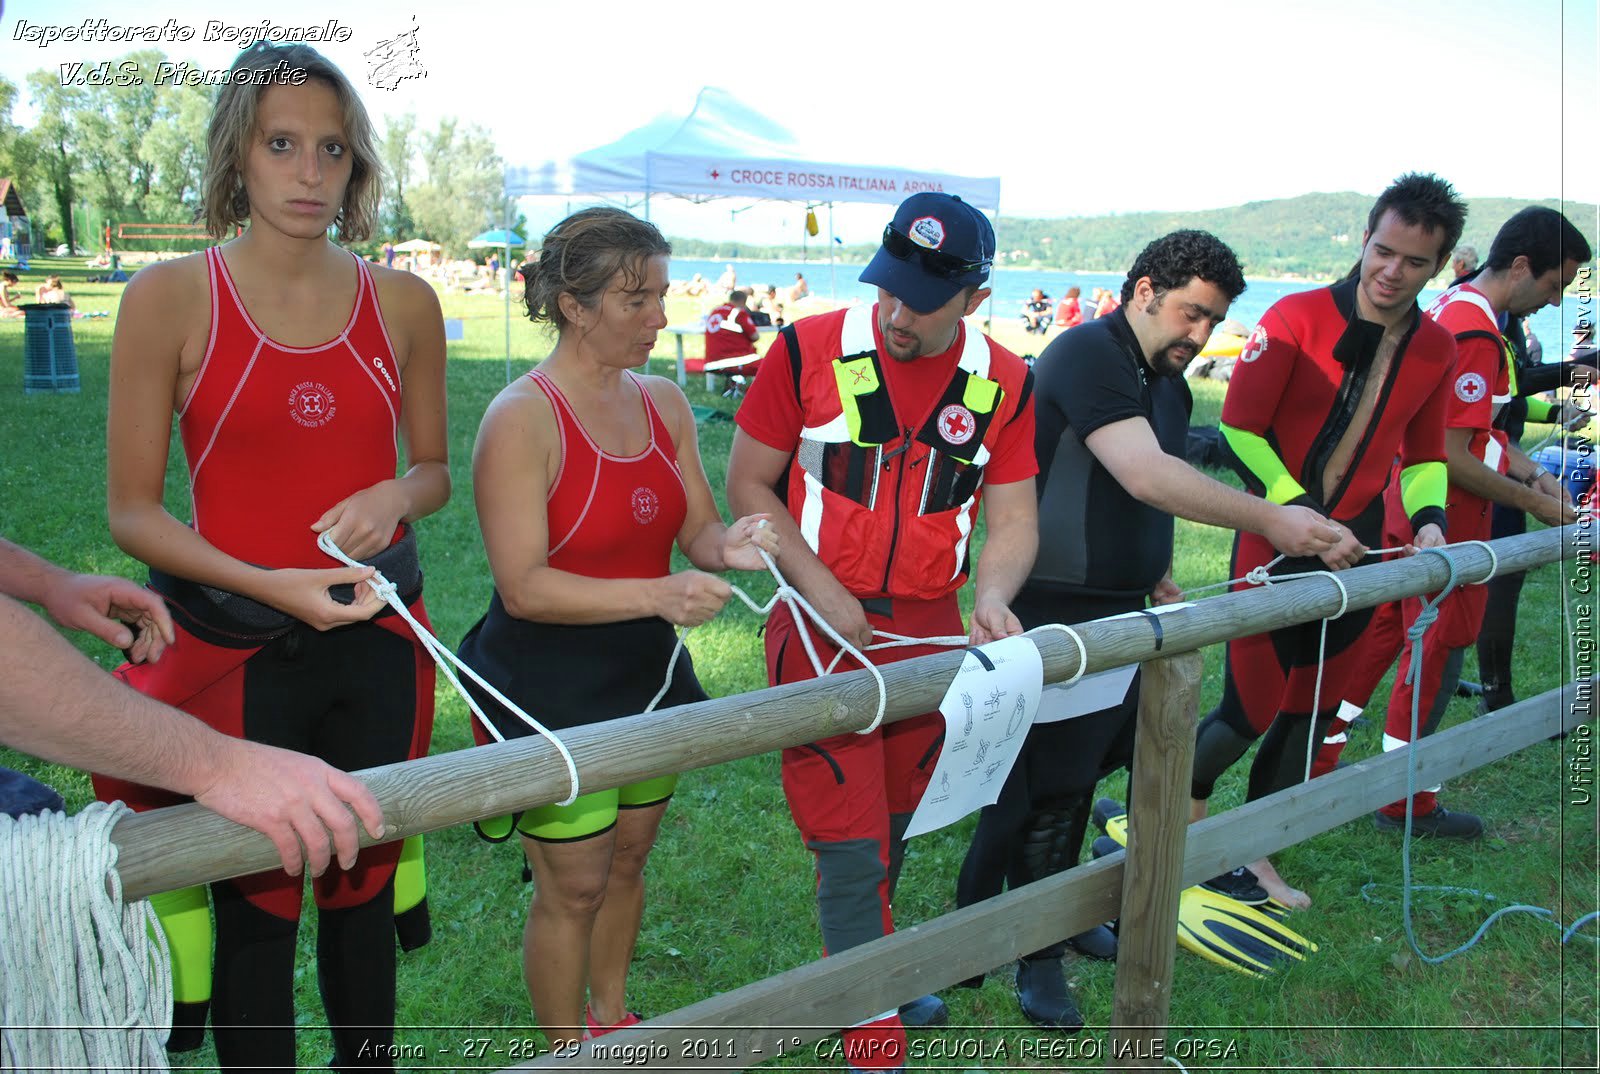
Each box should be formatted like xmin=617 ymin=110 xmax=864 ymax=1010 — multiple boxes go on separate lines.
xmin=1407 ymin=605 xmax=1439 ymax=639
xmin=1244 ymin=565 xmax=1275 ymax=586
xmin=367 ymin=573 xmax=399 ymax=605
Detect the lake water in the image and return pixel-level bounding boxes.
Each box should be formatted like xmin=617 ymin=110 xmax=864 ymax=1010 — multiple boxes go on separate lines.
xmin=669 ymin=256 xmax=1593 ymax=361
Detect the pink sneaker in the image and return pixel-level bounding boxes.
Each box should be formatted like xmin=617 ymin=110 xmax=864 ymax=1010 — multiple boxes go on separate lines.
xmin=582 ymin=1005 xmax=643 ymax=1040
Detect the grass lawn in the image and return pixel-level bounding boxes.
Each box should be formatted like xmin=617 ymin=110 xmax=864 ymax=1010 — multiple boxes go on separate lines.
xmin=0 ymin=255 xmax=1594 ymax=1071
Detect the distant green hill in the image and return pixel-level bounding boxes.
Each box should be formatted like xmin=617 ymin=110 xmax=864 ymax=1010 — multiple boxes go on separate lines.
xmin=669 ymin=192 xmax=1597 ymax=280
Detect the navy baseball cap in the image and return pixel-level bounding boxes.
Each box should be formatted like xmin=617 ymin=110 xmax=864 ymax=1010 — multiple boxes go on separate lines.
xmin=860 ymin=193 xmax=995 ymax=313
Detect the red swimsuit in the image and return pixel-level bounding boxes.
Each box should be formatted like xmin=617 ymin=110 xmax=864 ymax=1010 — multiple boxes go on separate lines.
xmin=182 ymin=247 xmax=404 ymax=568
xmin=96 ymin=248 xmax=434 ymax=916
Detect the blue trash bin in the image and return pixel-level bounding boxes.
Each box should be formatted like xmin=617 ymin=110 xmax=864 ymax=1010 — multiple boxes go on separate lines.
xmin=21 ymin=302 xmax=79 ymax=394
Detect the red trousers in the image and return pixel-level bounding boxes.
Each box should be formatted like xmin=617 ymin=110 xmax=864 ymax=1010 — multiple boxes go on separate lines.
xmin=765 ymin=594 xmax=962 ymax=1069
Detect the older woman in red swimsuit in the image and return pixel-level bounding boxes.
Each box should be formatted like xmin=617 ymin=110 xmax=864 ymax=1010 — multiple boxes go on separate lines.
xmin=459 ymin=207 xmax=776 ymax=1052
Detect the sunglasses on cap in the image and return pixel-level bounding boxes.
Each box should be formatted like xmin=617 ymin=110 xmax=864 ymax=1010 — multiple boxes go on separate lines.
xmin=881 ymin=225 xmax=993 ymax=279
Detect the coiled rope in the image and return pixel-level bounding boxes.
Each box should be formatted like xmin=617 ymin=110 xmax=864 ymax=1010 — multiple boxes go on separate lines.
xmin=0 ymin=801 xmax=172 ymax=1071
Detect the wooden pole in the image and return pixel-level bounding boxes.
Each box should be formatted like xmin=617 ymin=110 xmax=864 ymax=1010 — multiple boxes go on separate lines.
xmin=1109 ymin=650 xmax=1202 ymax=1067
xmin=110 ymin=525 xmax=1576 ymax=899
xmin=512 ymin=686 xmax=1581 ymax=1070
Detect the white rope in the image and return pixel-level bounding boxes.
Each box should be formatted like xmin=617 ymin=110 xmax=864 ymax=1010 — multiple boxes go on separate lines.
xmin=661 ymin=548 xmax=1096 ymax=737
xmin=1302 ymin=571 xmax=1351 ymax=782
xmin=1461 ymin=539 xmax=1499 ymax=583
xmin=322 ymin=527 xmax=1107 ymax=792
xmin=1025 ymin=622 xmax=1090 ymax=685
xmin=734 ymin=551 xmax=1099 ymax=731
xmin=318 ymin=533 xmax=583 ymax=806
xmin=1183 ymin=543 xmax=1415 ymax=599
xmin=738 ymin=546 xmax=891 ymax=733
xmin=0 ymin=801 xmax=171 ymax=1072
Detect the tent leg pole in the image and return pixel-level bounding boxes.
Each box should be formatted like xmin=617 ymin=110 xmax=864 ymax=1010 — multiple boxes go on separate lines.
xmin=828 ymin=202 xmax=836 ymax=302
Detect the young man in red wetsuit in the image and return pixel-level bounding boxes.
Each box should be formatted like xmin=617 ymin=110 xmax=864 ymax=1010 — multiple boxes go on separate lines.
xmin=727 ymin=192 xmax=1038 ymax=1072
xmin=1313 ymin=207 xmax=1588 ymax=836
xmin=1189 ymin=173 xmax=1466 ymax=909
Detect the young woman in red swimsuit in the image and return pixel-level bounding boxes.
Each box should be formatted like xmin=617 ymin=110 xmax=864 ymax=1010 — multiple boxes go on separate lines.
xmin=101 ymin=42 xmax=448 ymax=1071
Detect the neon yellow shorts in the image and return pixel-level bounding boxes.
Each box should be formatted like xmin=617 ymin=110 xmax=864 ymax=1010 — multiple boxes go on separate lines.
xmin=473 ymin=773 xmax=678 ymax=843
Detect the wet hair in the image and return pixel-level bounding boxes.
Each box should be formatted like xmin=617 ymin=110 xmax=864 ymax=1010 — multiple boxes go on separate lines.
xmin=1485 ymin=207 xmax=1592 ymax=278
xmin=523 ymin=207 xmax=671 ymax=333
xmin=1364 ymin=172 xmax=1467 ymax=266
xmin=1120 ymin=230 xmax=1246 ymax=306
xmin=201 ymin=43 xmax=383 ymax=241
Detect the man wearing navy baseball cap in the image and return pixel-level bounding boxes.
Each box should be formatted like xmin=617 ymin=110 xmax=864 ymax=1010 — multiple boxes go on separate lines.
xmin=728 ymin=192 xmax=1038 ymax=1071
xmin=860 ymin=191 xmax=997 ymax=322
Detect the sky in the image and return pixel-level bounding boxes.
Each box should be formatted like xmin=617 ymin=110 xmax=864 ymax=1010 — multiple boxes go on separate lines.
xmin=1 ymin=0 xmax=1596 ymax=245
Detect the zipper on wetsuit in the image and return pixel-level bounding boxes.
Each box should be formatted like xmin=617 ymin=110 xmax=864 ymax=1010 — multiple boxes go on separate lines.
xmin=1305 ymin=365 xmax=1363 ymax=502
xmin=1322 ymin=318 xmax=1419 ymax=513
xmin=879 ymin=426 xmax=913 ymax=593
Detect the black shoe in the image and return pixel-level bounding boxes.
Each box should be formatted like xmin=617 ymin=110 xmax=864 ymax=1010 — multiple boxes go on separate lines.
xmin=897 ymin=993 xmax=948 ymax=1028
xmin=1373 ymin=805 xmax=1484 ymax=839
xmin=1015 ymin=957 xmax=1084 ymax=1030
xmin=1200 ymin=866 xmax=1270 ymax=905
xmin=165 ymin=1000 xmax=209 ymax=1054
xmin=1065 ymin=924 xmax=1118 ymax=961
xmin=395 ymin=895 xmax=432 ymax=952
xmin=1481 ymin=684 xmax=1515 ymax=713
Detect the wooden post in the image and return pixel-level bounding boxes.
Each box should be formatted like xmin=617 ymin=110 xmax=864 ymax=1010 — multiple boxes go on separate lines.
xmin=1109 ymin=650 xmax=1203 ymax=1069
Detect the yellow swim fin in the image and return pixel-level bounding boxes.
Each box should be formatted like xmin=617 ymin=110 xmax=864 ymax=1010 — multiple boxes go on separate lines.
xmin=1176 ymin=885 xmax=1317 ymax=977
xmin=1092 ymin=798 xmax=1317 ymax=977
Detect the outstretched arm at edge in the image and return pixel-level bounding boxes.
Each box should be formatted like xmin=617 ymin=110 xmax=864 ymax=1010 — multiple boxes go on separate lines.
xmin=0 ymin=594 xmax=384 ymax=877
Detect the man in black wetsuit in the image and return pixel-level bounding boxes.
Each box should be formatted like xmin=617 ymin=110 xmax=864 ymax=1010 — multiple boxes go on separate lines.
xmin=954 ymin=231 xmax=1342 ymax=1028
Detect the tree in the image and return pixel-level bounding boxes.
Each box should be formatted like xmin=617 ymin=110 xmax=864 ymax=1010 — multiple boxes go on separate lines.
xmin=140 ymin=86 xmax=210 ymax=222
xmin=73 ymin=51 xmax=167 ymax=217
xmin=0 ymin=78 xmax=26 ymax=177
xmin=0 ymin=78 xmax=46 ymax=252
xmin=407 ymin=118 xmax=506 ymax=255
xmin=25 ymin=71 xmax=86 ymax=252
xmin=377 ymin=113 xmax=416 ymax=240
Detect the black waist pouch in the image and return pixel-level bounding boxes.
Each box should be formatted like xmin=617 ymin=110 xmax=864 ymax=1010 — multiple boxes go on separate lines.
xmin=148 ymin=525 xmax=423 ymax=647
